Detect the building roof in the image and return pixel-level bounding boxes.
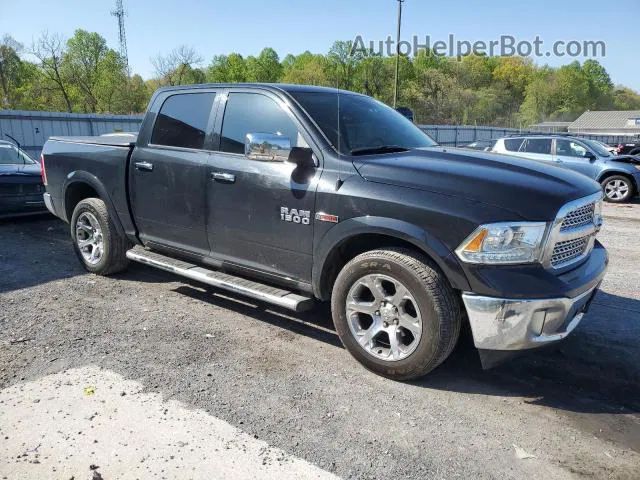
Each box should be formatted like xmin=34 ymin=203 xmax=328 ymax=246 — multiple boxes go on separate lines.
xmin=569 ymin=110 xmax=640 ymax=132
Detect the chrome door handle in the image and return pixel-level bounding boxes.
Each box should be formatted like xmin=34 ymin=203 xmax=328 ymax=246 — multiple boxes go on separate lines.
xmin=134 ymin=161 xmax=154 ymax=172
xmin=211 ymin=172 xmax=236 ymax=183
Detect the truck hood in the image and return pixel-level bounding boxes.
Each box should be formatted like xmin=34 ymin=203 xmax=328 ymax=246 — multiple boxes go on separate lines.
xmin=354 ymin=146 xmax=601 ymax=221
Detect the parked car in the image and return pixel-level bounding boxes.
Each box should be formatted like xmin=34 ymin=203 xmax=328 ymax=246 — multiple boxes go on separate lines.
xmin=41 ymin=84 xmax=607 ymax=379
xmin=462 ymin=139 xmax=497 ymax=151
xmin=491 ymin=135 xmax=640 ymax=203
xmin=395 ymin=107 xmax=415 ymax=123
xmin=0 ymin=140 xmax=46 ymax=218
xmin=615 ymin=139 xmax=640 ymax=156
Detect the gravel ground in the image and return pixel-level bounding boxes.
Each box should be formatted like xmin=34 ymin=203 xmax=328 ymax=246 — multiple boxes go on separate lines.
xmin=1 ymin=208 xmax=639 ymax=479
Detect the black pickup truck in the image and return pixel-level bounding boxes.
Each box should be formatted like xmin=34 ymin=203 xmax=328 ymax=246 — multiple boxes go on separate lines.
xmin=41 ymin=84 xmax=608 ymax=379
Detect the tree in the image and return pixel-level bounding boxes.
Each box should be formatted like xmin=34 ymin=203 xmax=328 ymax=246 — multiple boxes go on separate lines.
xmin=246 ymin=48 xmax=282 ymax=83
xmin=152 ymin=45 xmax=203 ymax=86
xmin=0 ymin=35 xmax=24 ymax=109
xmin=281 ymin=52 xmax=329 ymax=86
xmin=582 ymin=59 xmax=613 ymax=109
xmin=206 ymin=53 xmax=247 ymax=83
xmin=327 ymin=40 xmax=363 ymax=89
xmin=612 ymin=86 xmax=640 ymax=110
xmin=31 ymin=32 xmax=73 ymax=112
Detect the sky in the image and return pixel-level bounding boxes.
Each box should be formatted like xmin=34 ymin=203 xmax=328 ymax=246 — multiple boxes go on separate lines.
xmin=1 ymin=0 xmax=639 ymax=92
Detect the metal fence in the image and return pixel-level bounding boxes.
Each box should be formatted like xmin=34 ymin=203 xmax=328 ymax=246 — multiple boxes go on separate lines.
xmin=418 ymin=125 xmax=632 ymax=147
xmin=0 ymin=110 xmax=143 ymax=159
xmin=0 ymin=110 xmax=634 ymax=159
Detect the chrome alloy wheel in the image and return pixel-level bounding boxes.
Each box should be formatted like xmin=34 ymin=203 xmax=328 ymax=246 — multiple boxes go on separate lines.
xmin=604 ymin=179 xmax=630 ymax=201
xmin=75 ymin=212 xmax=104 ymax=265
xmin=346 ymin=274 xmax=423 ymax=362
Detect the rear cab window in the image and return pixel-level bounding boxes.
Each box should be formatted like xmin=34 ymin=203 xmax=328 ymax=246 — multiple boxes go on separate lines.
xmin=151 ymin=93 xmax=216 ymax=150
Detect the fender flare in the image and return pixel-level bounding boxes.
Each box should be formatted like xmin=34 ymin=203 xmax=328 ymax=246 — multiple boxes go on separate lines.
xmin=312 ymin=216 xmax=470 ymax=299
xmin=62 ymin=170 xmax=126 ymax=235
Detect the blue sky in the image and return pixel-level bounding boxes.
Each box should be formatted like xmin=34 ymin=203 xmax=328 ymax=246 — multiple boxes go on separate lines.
xmin=2 ymin=0 xmax=638 ymax=91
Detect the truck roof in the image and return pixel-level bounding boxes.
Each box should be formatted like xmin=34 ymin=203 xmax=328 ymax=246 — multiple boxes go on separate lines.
xmin=155 ymin=83 xmax=362 ymax=96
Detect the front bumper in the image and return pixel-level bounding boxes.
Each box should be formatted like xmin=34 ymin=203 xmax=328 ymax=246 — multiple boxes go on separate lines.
xmin=461 ymin=243 xmax=607 ymax=352
xmin=462 ymin=285 xmax=599 ymax=351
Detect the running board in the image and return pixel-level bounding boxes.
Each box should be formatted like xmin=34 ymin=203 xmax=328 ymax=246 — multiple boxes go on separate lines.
xmin=126 ymin=246 xmax=315 ymax=312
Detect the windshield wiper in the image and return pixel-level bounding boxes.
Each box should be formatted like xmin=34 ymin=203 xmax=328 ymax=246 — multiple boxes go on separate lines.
xmin=349 ymin=145 xmax=411 ymax=156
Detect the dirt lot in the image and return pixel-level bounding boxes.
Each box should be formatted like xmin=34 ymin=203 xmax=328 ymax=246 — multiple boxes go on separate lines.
xmin=1 ymin=206 xmax=639 ymax=479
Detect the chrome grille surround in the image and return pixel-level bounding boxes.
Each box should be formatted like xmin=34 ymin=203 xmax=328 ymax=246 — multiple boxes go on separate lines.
xmin=542 ymin=192 xmax=603 ymax=270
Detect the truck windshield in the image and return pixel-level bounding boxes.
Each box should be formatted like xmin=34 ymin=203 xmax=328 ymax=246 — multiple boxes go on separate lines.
xmin=289 ymin=91 xmax=437 ymax=155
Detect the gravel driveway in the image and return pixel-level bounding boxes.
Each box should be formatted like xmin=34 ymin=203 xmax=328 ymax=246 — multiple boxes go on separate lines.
xmin=1 ymin=210 xmax=639 ymax=479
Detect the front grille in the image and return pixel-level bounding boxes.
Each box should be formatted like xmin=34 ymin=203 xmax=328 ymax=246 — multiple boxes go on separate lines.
xmin=551 ymin=236 xmax=590 ymax=267
xmin=561 ymin=203 xmax=595 ymax=231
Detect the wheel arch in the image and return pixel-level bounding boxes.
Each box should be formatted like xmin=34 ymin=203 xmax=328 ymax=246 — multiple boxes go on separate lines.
xmin=597 ymin=169 xmax=638 ymax=194
xmin=312 ymin=216 xmax=470 ymax=300
xmin=63 ymin=171 xmax=126 ymax=235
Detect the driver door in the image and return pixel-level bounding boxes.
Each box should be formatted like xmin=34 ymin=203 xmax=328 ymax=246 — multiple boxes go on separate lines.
xmin=553 ymin=139 xmax=598 ymax=179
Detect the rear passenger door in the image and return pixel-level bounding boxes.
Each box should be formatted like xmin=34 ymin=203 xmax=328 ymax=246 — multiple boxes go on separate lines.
xmin=206 ymin=89 xmax=320 ymax=283
xmin=129 ymin=91 xmax=219 ymax=256
xmin=518 ymin=138 xmax=553 ymax=162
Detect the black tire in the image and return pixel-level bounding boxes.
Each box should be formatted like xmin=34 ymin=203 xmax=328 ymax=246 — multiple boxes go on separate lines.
xmin=70 ymin=198 xmax=130 ymax=275
xmin=601 ymin=175 xmax=634 ymax=203
xmin=629 ymin=148 xmax=640 ymax=156
xmin=331 ymin=248 xmax=461 ymax=380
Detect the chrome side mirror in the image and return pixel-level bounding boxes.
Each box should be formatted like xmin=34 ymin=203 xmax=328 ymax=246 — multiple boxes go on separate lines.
xmin=245 ymin=133 xmax=291 ymax=162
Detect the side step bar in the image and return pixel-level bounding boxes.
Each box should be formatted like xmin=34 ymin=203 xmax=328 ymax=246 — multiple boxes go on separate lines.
xmin=126 ymin=246 xmax=315 ymax=312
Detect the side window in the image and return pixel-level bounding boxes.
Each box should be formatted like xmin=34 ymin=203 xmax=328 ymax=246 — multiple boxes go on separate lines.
xmin=504 ymin=138 xmax=524 ymax=152
xmin=557 ymin=139 xmax=588 ymax=158
xmin=151 ymin=93 xmax=216 ymax=149
xmin=220 ymin=93 xmax=303 ymax=156
xmin=521 ymin=138 xmax=552 ymax=155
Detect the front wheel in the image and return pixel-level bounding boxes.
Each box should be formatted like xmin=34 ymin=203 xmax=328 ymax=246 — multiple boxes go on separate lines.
xmin=601 ymin=175 xmax=634 ymax=203
xmin=331 ymin=248 xmax=461 ymax=380
xmin=70 ymin=198 xmax=130 ymax=275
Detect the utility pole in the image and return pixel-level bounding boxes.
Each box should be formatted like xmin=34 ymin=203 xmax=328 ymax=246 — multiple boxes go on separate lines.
xmin=393 ymin=0 xmax=404 ymax=108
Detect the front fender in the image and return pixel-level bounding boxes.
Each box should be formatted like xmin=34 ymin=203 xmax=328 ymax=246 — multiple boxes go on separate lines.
xmin=312 ymin=216 xmax=471 ymax=299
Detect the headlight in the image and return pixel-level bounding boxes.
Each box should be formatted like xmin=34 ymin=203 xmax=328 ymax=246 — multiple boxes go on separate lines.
xmin=455 ymin=222 xmax=548 ymax=264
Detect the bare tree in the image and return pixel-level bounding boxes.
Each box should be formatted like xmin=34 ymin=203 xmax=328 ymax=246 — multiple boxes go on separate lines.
xmin=151 ymin=46 xmax=203 ymax=86
xmin=31 ymin=32 xmax=73 ymax=112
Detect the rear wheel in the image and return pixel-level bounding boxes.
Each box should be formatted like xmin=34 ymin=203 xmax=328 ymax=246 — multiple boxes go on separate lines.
xmin=70 ymin=198 xmax=130 ymax=275
xmin=331 ymin=248 xmax=461 ymax=380
xmin=601 ymin=175 xmax=634 ymax=203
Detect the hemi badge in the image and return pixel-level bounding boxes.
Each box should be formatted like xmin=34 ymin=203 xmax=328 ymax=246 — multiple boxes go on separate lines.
xmin=315 ymin=213 xmax=339 ymax=223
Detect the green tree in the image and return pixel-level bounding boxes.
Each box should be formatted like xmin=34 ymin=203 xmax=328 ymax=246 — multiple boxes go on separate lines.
xmin=281 ymin=51 xmax=329 ymax=86
xmin=245 ymin=48 xmax=282 ymax=83
xmin=0 ymin=35 xmax=24 ymax=109
xmin=31 ymin=32 xmax=74 ymax=112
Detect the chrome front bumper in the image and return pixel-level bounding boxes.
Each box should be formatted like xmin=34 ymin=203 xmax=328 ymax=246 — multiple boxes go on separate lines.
xmin=462 ymin=286 xmax=599 ymax=351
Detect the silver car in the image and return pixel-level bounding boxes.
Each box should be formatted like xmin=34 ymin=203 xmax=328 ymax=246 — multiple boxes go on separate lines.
xmin=492 ymin=135 xmax=640 ymax=203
